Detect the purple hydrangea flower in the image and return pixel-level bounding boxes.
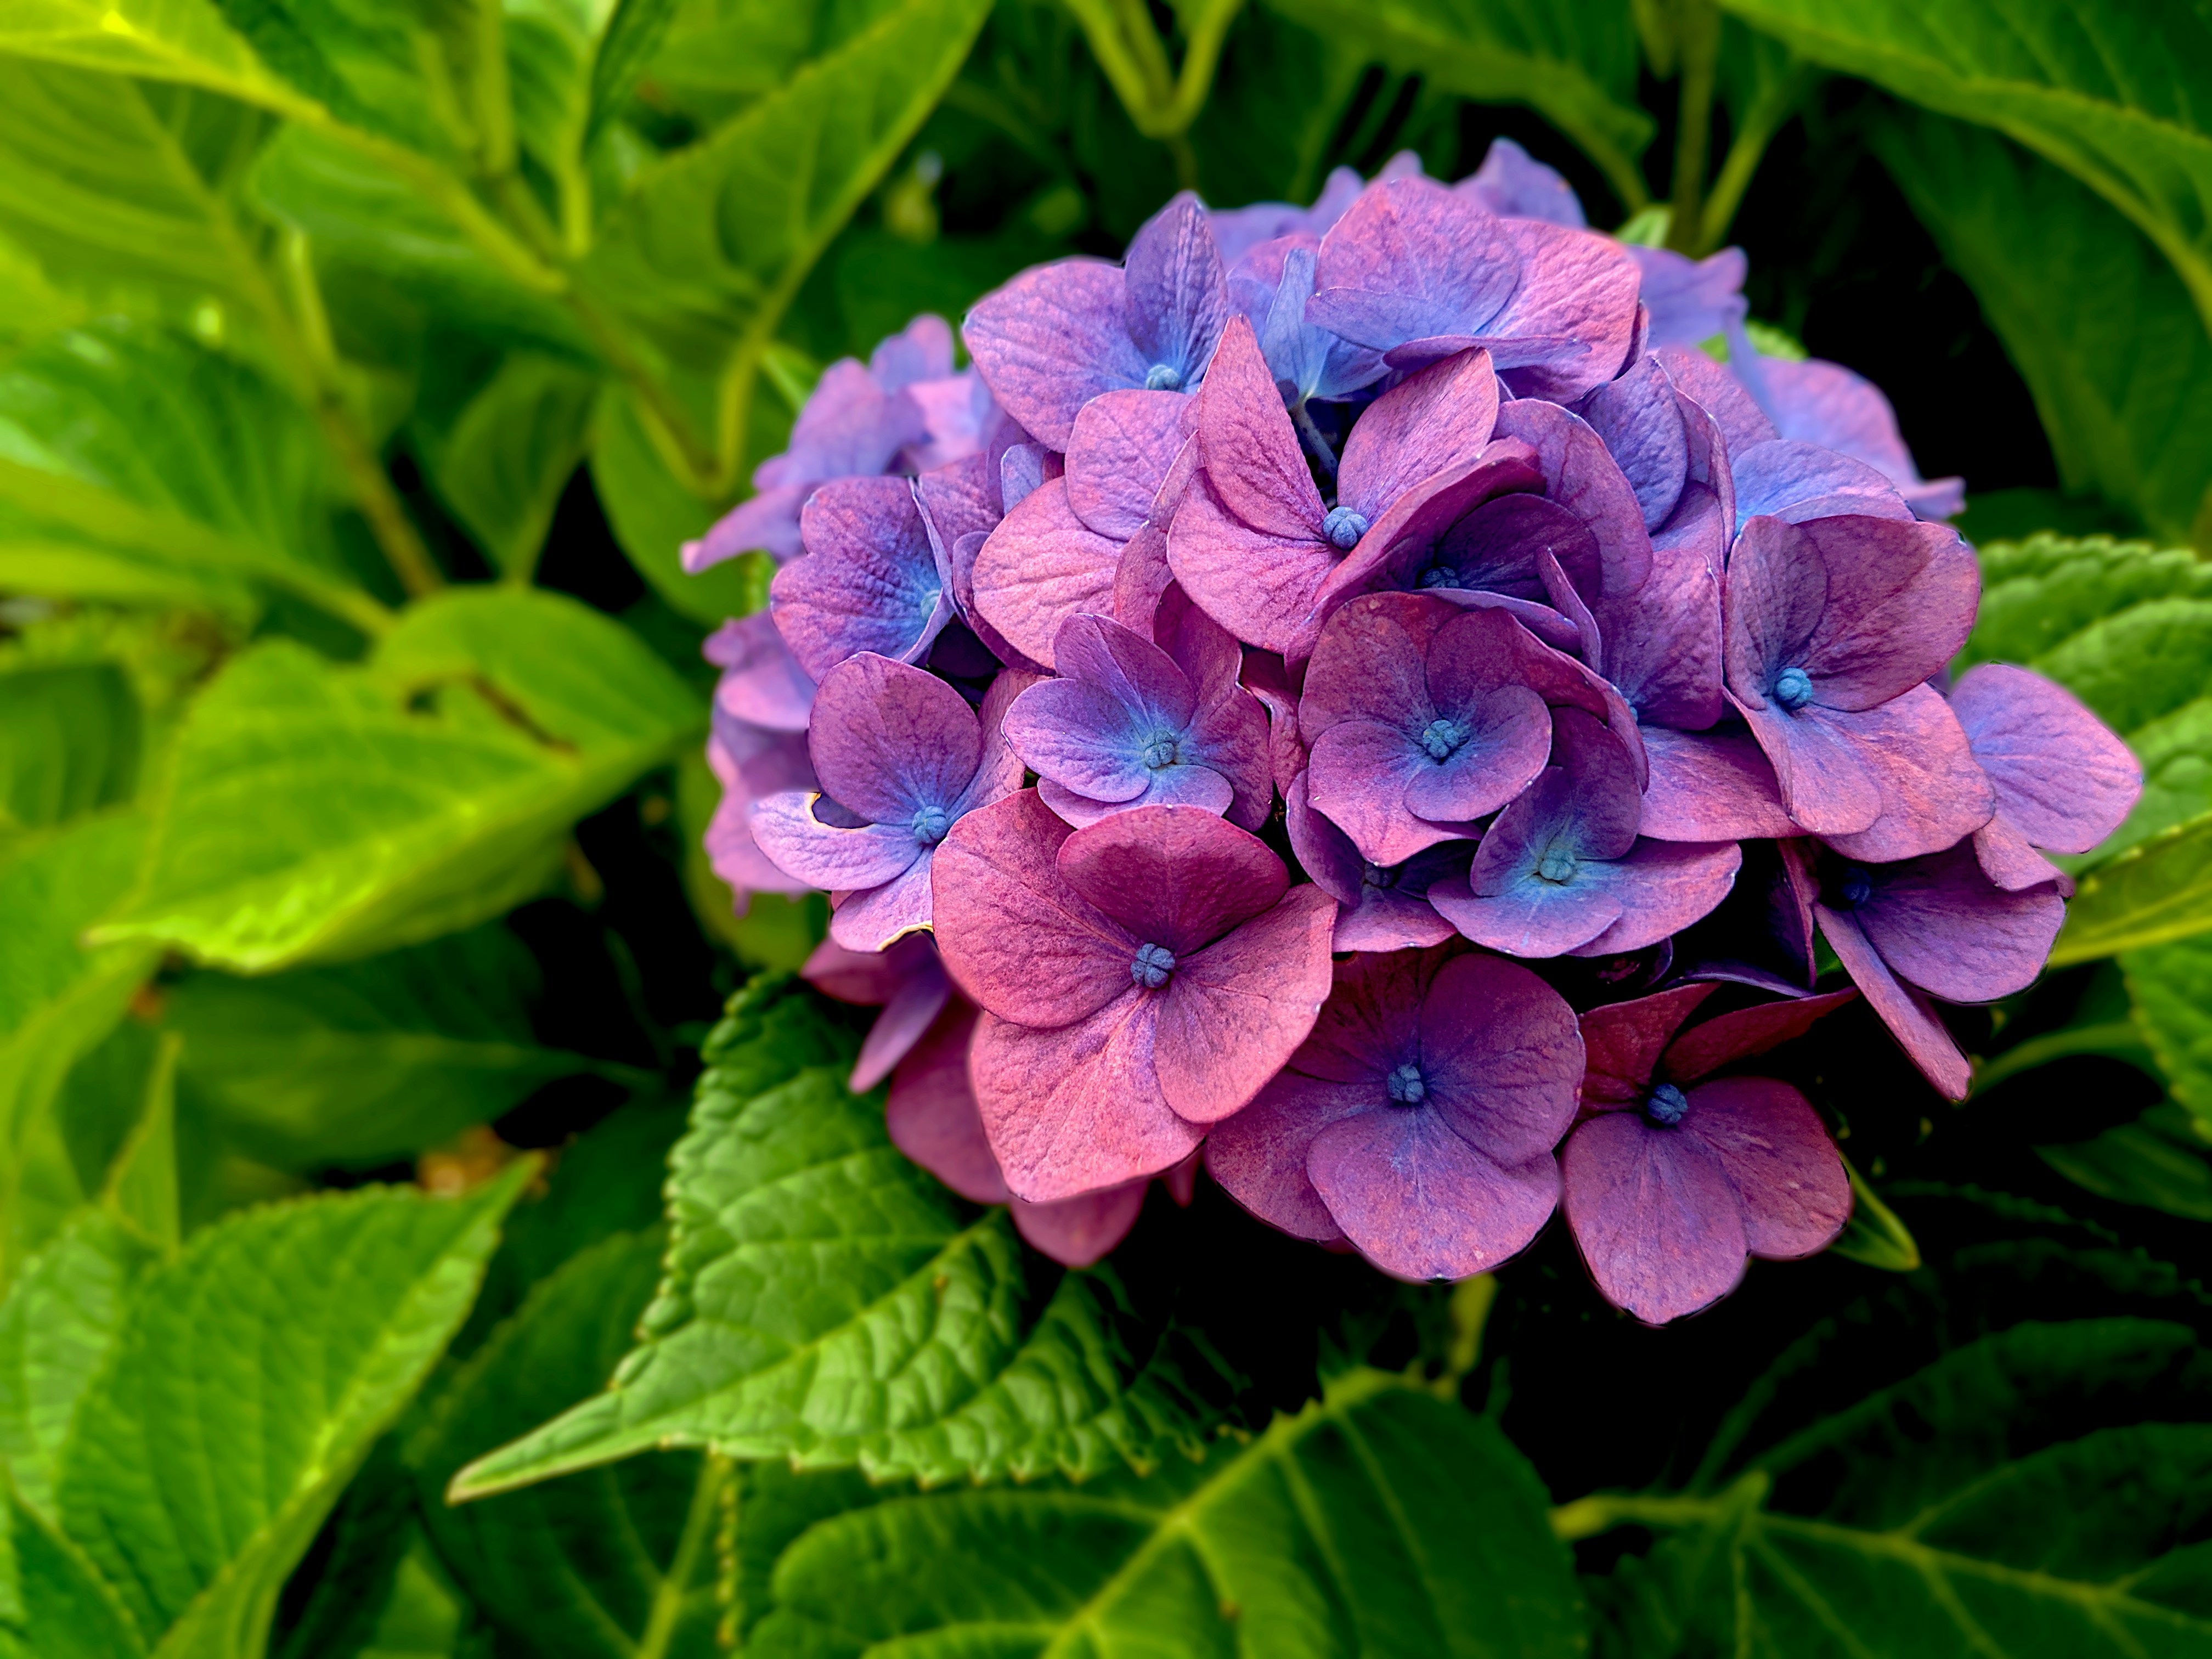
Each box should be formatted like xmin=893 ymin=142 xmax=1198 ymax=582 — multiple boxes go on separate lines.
xmin=1951 ymin=663 xmax=2142 ymax=890
xmin=1205 ymin=160 xmax=1381 ymax=263
xmin=1297 ymin=594 xmax=1555 ymax=866
xmin=1562 ymin=984 xmax=1854 ymax=1324
xmin=886 ymin=998 xmax=1197 ymax=1266
xmin=1723 ymin=513 xmax=1985 ymax=843
xmin=1003 ymin=592 xmax=1271 ymax=830
xmin=1283 ymin=772 xmax=1466 ymax=953
xmin=706 ymin=611 xmax=816 ymax=733
xmin=703 ymin=708 xmax=816 ymax=905
xmin=1227 ymin=233 xmax=1387 ymax=411
xmin=1206 ymin=947 xmax=1582 ymax=1281
xmin=930 ymin=793 xmax=1337 ymax=1200
xmin=1760 ymin=354 xmax=1965 ymax=521
xmin=1799 ymin=839 xmax=2065 ymax=1099
xmin=1459 ymin=137 xmax=1587 ymax=227
xmin=685 ymin=315 xmax=966 ymax=570
xmin=963 ymin=193 xmax=1228 ymax=449
xmin=769 ymin=476 xmax=955 ymax=681
xmin=752 ymin=655 xmax=1030 ymax=950
xmin=1428 ymin=709 xmax=1741 ymax=957
xmin=970 ymin=388 xmax=1192 ymax=667
xmin=1307 ymin=174 xmax=1640 ymax=400
xmin=802 ymin=932 xmax=952 ymax=1092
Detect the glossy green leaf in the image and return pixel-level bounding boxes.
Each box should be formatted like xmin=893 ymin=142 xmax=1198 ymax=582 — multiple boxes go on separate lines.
xmin=0 ymin=665 xmax=140 ymax=836
xmin=1961 ymin=534 xmax=2212 ymax=872
xmin=2038 ymin=1104 xmax=2212 ymax=1223
xmin=0 ymin=1214 xmax=159 ymax=1525
xmin=93 ymin=588 xmax=701 ymax=972
xmin=589 ymin=387 xmax=758 ymax=625
xmin=2053 ymin=814 xmax=2212 ymax=966
xmin=749 ymin=1369 xmax=1585 ymax=1659
xmin=0 ymin=0 xmax=306 ymax=115
xmin=2124 ymin=934 xmax=2212 ymax=1128
xmin=1725 ymin=0 xmax=2212 ymax=357
xmin=1583 ymin=1317 xmax=2212 ymax=1657
xmin=1256 ymin=0 xmax=1651 ymax=211
xmin=411 ymin=1231 xmax=726 ymax=1659
xmin=162 ymin=926 xmax=602 ymax=1169
xmin=416 ymin=354 xmax=599 ymax=579
xmin=0 ymin=322 xmax=379 ymax=631
xmin=1824 ymin=1159 xmax=1919 ymax=1272
xmin=0 ymin=1486 xmax=148 ymax=1659
xmin=452 ymin=975 xmax=1232 ymax=1496
xmin=1875 ymin=111 xmax=2212 ymax=545
xmin=50 ymin=1165 xmax=532 ymax=1658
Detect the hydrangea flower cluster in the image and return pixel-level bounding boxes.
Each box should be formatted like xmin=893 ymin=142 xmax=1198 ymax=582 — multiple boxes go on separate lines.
xmin=693 ymin=140 xmax=2142 ymax=1321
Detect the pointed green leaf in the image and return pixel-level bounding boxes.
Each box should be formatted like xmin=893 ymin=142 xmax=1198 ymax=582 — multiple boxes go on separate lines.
xmin=93 ymin=589 xmax=701 ymax=972
xmin=163 ymin=926 xmax=603 ymax=1170
xmin=410 ymin=1231 xmax=728 ymax=1659
xmin=0 ymin=1215 xmax=160 ymax=1525
xmin=0 ymin=665 xmax=140 ymax=836
xmin=749 ymin=1371 xmax=1585 ymax=1659
xmin=416 ymin=354 xmax=599 ymax=580
xmin=1825 ymin=1159 xmax=1919 ymax=1272
xmin=1 ymin=1485 xmax=148 ymax=1659
xmin=52 ymin=1165 xmax=532 ymax=1659
xmin=1255 ymin=0 xmax=1652 ymax=211
xmin=452 ymin=976 xmax=1232 ymax=1496
xmin=0 ymin=323 xmax=380 ymax=630
xmin=1874 ymin=110 xmax=2212 ymax=544
xmin=1725 ymin=0 xmax=2212 ymax=353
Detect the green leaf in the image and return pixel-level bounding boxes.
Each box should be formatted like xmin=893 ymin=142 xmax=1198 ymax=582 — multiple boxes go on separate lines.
xmin=1 ymin=1486 xmax=148 ymax=1659
xmin=2124 ymin=934 xmax=2212 ymax=1127
xmin=416 ymin=353 xmax=599 ymax=579
xmin=1960 ymin=534 xmax=2212 ymax=872
xmin=92 ymin=588 xmax=701 ymax=972
xmin=749 ymin=1370 xmax=1586 ymax=1659
xmin=0 ymin=665 xmax=140 ymax=836
xmin=1724 ymin=0 xmax=2212 ymax=363
xmin=1872 ymin=110 xmax=2212 ymax=545
xmin=450 ymin=975 xmax=1232 ymax=1496
xmin=99 ymin=1031 xmax=179 ymax=1252
xmin=1824 ymin=1158 xmax=1919 ymax=1272
xmin=578 ymin=0 xmax=992 ymax=488
xmin=585 ymin=0 xmax=678 ymax=144
xmin=589 ymin=387 xmax=765 ymax=625
xmin=410 ymin=1231 xmax=728 ymax=1659
xmin=50 ymin=1165 xmax=532 ymax=1658
xmin=2038 ymin=1104 xmax=2212 ymax=1223
xmin=162 ymin=926 xmax=603 ymax=1169
xmin=2052 ymin=813 xmax=2212 ymax=966
xmin=1255 ymin=0 xmax=1652 ymax=212
xmin=0 ymin=1214 xmax=159 ymax=1525
xmin=0 ymin=321 xmax=381 ymax=631
xmin=0 ymin=0 xmax=306 ymax=116
xmin=1583 ymin=1317 xmax=2212 ymax=1657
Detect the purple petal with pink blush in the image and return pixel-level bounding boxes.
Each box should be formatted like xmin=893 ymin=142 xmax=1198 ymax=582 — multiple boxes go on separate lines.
xmin=1817 ymin=901 xmax=1971 ymax=1100
xmin=1637 ymin=726 xmax=1798 ymax=842
xmin=1951 ymin=663 xmax=2142 ymax=855
xmin=1813 ymin=683 xmax=1994 ymax=864
xmin=1659 ymin=988 xmax=1858 ymax=1085
xmin=1065 ymin=390 xmax=1189 ymax=540
xmin=1460 ymin=138 xmax=1586 ymax=227
xmin=1579 ymin=354 xmax=1689 ymax=532
xmin=1628 ymin=244 xmax=1747 ymax=349
xmin=771 ymin=477 xmax=952 ymax=680
xmin=1310 ymin=1110 xmax=1560 ymax=1282
xmin=1308 ymin=177 xmax=1522 ymax=353
xmin=972 ymin=479 xmax=1121 ymax=669
xmin=1561 ymin=1111 xmax=1749 ymax=1325
xmin=1231 ymin=235 xmax=1386 ymax=404
xmin=1336 ymin=348 xmax=1502 ymax=516
xmin=869 ymin=314 xmax=956 ymax=390
xmin=1417 ymin=953 xmax=1585 ymax=1164
xmin=804 ymin=654 xmax=980 ymax=824
xmin=1206 ymin=1074 xmax=1366 ymax=1242
xmin=830 ymin=858 xmax=938 ymax=952
xmin=1475 ymin=218 xmax=1640 ymax=400
xmin=1006 ymin=678 xmax=1169 ymax=804
xmin=1974 ymin=815 xmax=2070 ymax=894
xmin=751 ymin=796 xmax=922 ymax=892
xmin=1012 ymin=1183 xmax=1150 ymax=1267
xmin=1306 ymin=723 xmax=1472 ymax=867
xmin=931 ymin=791 xmax=1140 ymax=1026
xmin=1150 ymin=884 xmax=1338 ymax=1124
xmin=1490 ymin=396 xmax=1652 ymax=599
xmin=973 ymin=1001 xmax=1202 ymax=1201
xmin=915 ymin=452 xmax=1000 ymax=555
xmin=886 ymin=1001 xmax=1010 ymax=1205
xmin=1579 ymin=985 xmax=1719 ymax=1105
xmin=1683 ymin=1076 xmax=1849 ymax=1257
xmin=962 ymin=260 xmax=1149 ymax=449
xmin=708 ymin=613 xmax=816 ymax=732
xmin=1573 ymin=841 xmax=1743 ymax=957
xmin=1122 ymin=192 xmax=1229 ymax=388
xmin=685 ymin=483 xmax=809 ymax=571
xmin=851 ymin=953 xmax=953 ymax=1091
xmin=1284 ymin=774 xmax=1461 ymax=952
xmin=1733 ymin=692 xmax=1884 ymax=836
xmin=1761 ymin=356 xmax=1963 ymax=521
xmin=1848 ymin=839 xmax=2064 ymax=1003
xmin=1037 ymin=766 xmax=1233 ymax=828
xmin=1055 ymin=804 xmax=1288 ymax=956
xmin=1654 ymin=344 xmax=1775 ymax=456
xmin=1730 ymin=439 xmax=1912 ymax=526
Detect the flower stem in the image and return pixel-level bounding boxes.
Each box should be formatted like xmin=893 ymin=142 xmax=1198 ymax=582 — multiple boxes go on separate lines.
xmin=1663 ymin=0 xmax=1720 ymax=257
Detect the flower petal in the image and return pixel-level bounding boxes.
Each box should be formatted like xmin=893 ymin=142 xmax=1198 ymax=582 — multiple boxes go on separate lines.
xmin=972 ymin=478 xmax=1123 ymax=670
xmin=1951 ymin=663 xmax=2142 ymax=856
xmin=1660 ymin=988 xmax=1858 ymax=1085
xmin=1065 ymin=389 xmax=1192 ymax=541
xmin=1579 ymin=985 xmax=1716 ymax=1106
xmin=773 ymin=477 xmax=950 ymax=679
xmin=1680 ymin=1076 xmax=1850 ymax=1259
xmin=1056 ymin=803 xmax=1290 ymax=957
xmin=963 ymin=259 xmax=1148 ymax=448
xmin=1152 ymin=883 xmax=1339 ymax=1123
xmin=1561 ymin=1112 xmax=1748 ymax=1325
xmin=1814 ymin=682 xmax=1995 ymax=864
xmin=751 ymin=793 xmax=921 ymax=891
xmin=1309 ymin=1109 xmax=1559 ymax=1282
xmin=1012 ymin=1183 xmax=1150 ymax=1267
xmin=1854 ymin=840 xmax=2064 ymax=1003
xmin=1816 ymin=901 xmax=1971 ymax=1100
xmin=1338 ymin=346 xmax=1501 ymax=518
xmin=1205 ymin=1075 xmax=1367 ymax=1242
xmin=1637 ymin=725 xmax=1799 ymax=842
xmin=886 ymin=1000 xmax=1011 ymax=1204
xmin=1418 ymin=953 xmax=1583 ymax=1165
xmin=806 ymin=652 xmax=981 ymax=823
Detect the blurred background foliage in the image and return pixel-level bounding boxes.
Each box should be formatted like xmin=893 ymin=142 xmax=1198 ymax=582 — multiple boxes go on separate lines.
xmin=3 ymin=0 xmax=2212 ymax=1655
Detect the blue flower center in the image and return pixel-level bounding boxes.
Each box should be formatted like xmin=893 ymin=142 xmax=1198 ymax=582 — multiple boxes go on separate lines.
xmin=1131 ymin=942 xmax=1176 ymax=988
xmin=1386 ymin=1062 xmax=1426 ymax=1106
xmin=1323 ymin=505 xmax=1369 ymax=551
xmin=1418 ymin=563 xmax=1461 ymax=590
xmin=910 ymin=804 xmax=951 ymax=845
xmin=1419 ymin=717 xmax=1469 ymax=760
xmin=1773 ymin=666 xmax=1815 ymax=712
xmin=1140 ymin=733 xmax=1181 ymax=770
xmin=1840 ymin=865 xmax=1874 ymax=907
xmin=1144 ymin=363 xmax=1184 ymax=392
xmin=1645 ymin=1082 xmax=1689 ymax=1126
xmin=1537 ymin=845 xmax=1580 ymax=883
